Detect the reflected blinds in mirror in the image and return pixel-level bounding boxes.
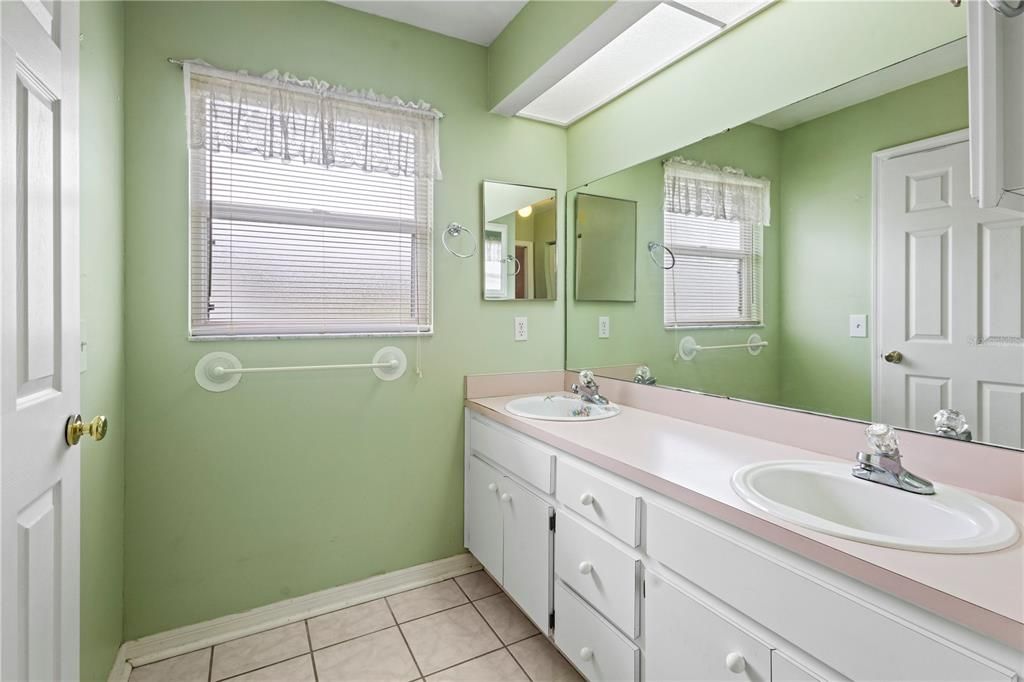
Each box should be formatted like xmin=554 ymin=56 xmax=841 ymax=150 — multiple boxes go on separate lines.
xmin=186 ymin=64 xmax=439 ymax=337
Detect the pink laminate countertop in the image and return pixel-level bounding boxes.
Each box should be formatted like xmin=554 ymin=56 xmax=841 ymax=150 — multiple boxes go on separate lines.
xmin=466 ymin=395 xmax=1024 ymax=650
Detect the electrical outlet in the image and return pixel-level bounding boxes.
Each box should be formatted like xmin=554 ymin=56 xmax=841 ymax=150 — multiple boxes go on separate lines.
xmin=849 ymin=314 xmax=868 ymax=338
xmin=514 ymin=316 xmax=528 ymax=341
xmin=598 ymin=316 xmax=610 ymax=338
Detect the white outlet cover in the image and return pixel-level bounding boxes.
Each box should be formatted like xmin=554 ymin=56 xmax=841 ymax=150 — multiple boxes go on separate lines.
xmin=849 ymin=314 xmax=868 ymax=338
xmin=514 ymin=316 xmax=528 ymax=341
xmin=598 ymin=316 xmax=610 ymax=338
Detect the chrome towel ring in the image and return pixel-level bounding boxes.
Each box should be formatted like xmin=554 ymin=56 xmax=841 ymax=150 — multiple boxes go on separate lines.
xmin=648 ymin=241 xmax=676 ymax=270
xmin=442 ymin=222 xmax=477 ymax=258
xmin=506 ymin=254 xmax=521 ymax=275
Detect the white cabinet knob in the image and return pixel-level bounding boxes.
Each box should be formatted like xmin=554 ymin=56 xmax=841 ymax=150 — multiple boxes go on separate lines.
xmin=725 ymin=652 xmax=746 ymax=674
xmin=578 ymin=561 xmax=593 ymax=575
xmin=579 ymin=492 xmax=594 ymax=506
xmin=579 ymin=647 xmax=594 ymax=661
xmin=487 ymin=483 xmax=497 ymax=493
xmin=501 ymin=493 xmax=511 ymax=503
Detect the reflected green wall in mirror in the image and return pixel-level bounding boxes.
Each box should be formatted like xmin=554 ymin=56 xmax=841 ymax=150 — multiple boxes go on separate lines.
xmin=574 ymin=194 xmax=637 ymax=302
xmin=567 ymin=68 xmax=970 ymax=416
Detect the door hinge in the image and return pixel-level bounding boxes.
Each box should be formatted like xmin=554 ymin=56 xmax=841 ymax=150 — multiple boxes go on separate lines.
xmin=548 ymin=611 xmax=555 ymax=630
xmin=548 ymin=513 xmax=555 ymax=532
xmin=642 ymin=577 xmax=646 ymax=598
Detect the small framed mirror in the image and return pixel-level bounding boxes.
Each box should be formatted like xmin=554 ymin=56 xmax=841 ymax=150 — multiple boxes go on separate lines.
xmin=574 ymin=193 xmax=637 ymax=302
xmin=482 ymin=181 xmax=558 ymax=301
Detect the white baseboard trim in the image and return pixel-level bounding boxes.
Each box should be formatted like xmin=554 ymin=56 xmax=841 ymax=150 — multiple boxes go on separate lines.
xmin=108 ymin=552 xmax=481 ymax=678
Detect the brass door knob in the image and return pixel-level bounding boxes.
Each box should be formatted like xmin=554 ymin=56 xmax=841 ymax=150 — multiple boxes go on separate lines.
xmin=66 ymin=414 xmax=108 ymax=446
xmin=883 ymin=350 xmax=903 ymax=364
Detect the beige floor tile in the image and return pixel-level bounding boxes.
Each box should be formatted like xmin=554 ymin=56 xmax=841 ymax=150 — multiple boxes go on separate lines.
xmin=128 ymin=648 xmax=211 ymax=682
xmin=508 ymin=635 xmax=583 ymax=682
xmin=474 ymin=593 xmax=538 ymax=644
xmin=387 ymin=580 xmax=467 ymax=623
xmin=453 ymin=571 xmax=500 ymax=601
xmin=212 ymin=622 xmax=310 ymax=680
xmin=314 ymin=627 xmax=420 ymax=682
xmin=225 ymin=655 xmax=315 ymax=682
xmin=425 ymin=649 xmax=528 ymax=682
xmin=308 ymin=598 xmax=395 ymax=649
xmin=400 ymin=604 xmax=502 ymax=675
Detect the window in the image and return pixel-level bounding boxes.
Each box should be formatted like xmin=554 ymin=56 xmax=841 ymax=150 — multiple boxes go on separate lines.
xmin=186 ymin=64 xmax=441 ymax=338
xmin=662 ymin=159 xmax=769 ymax=328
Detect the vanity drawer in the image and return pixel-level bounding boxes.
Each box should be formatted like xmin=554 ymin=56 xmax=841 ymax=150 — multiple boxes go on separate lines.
xmin=645 ymin=572 xmax=771 ymax=682
xmin=645 ymin=501 xmax=1014 ymax=682
xmin=771 ymin=651 xmax=829 ymax=682
xmin=557 ymin=458 xmax=641 ymax=546
xmin=555 ymin=512 xmax=640 ymax=638
xmin=470 ymin=415 xmax=555 ymax=493
xmin=554 ymin=581 xmax=639 ymax=682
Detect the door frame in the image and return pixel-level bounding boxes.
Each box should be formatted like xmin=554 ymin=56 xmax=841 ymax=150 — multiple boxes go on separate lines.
xmin=869 ymin=128 xmax=969 ymax=422
xmin=515 ymin=240 xmax=534 ymax=299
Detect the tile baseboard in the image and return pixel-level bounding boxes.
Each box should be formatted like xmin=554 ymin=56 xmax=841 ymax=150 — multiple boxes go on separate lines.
xmin=108 ymin=553 xmax=481 ymax=681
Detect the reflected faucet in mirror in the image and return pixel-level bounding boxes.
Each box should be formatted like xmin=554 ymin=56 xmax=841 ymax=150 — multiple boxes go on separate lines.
xmin=934 ymin=409 xmax=973 ymax=442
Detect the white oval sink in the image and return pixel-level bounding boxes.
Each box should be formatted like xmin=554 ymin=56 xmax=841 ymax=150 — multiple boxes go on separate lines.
xmin=731 ymin=460 xmax=1019 ymax=554
xmin=505 ymin=395 xmax=621 ymax=422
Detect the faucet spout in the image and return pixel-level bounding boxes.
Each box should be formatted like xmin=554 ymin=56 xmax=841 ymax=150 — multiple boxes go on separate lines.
xmin=571 ymin=370 xmax=610 ymax=406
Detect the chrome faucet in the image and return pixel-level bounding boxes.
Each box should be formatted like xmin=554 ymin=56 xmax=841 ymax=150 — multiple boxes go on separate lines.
xmin=633 ymin=365 xmax=657 ymax=385
xmin=933 ymin=409 xmax=972 ymax=441
xmin=852 ymin=423 xmax=934 ymax=495
xmin=571 ymin=370 xmax=609 ymax=406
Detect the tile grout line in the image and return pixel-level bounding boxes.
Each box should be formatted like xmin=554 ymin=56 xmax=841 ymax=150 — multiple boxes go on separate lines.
xmin=453 ymin=574 xmax=537 ymax=680
xmin=386 ymin=593 xmax=426 ymax=680
xmin=303 ymin=620 xmax=319 ymax=682
xmin=216 ymin=653 xmax=311 ymax=682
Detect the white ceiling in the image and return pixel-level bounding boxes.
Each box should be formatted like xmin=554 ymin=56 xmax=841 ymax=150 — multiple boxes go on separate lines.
xmin=753 ymin=39 xmax=967 ymax=131
xmin=518 ymin=0 xmax=775 ymax=126
xmin=330 ymin=1 xmax=527 ymax=46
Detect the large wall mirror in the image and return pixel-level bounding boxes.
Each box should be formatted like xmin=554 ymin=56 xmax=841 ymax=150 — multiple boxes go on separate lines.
xmin=483 ymin=181 xmax=558 ymax=301
xmin=565 ymin=38 xmax=1024 ymax=451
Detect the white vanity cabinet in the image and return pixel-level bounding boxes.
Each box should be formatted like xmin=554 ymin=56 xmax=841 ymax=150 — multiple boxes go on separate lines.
xmin=464 ymin=412 xmax=1022 ymax=682
xmin=968 ymin=0 xmax=1024 ymax=212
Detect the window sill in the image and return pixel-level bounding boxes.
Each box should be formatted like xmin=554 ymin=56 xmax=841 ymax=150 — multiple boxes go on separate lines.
xmin=188 ymin=331 xmax=434 ymax=342
xmin=663 ymin=323 xmax=764 ymax=331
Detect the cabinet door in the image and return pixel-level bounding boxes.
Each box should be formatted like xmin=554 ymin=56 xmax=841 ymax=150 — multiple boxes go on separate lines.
xmin=501 ymin=475 xmax=553 ymax=631
xmin=467 ymin=455 xmax=503 ymax=582
xmin=645 ymin=574 xmax=771 ymax=682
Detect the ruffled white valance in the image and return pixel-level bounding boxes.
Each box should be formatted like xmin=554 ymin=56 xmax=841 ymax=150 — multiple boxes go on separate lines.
xmin=664 ymin=158 xmax=770 ymax=226
xmin=184 ymin=60 xmax=443 ymax=180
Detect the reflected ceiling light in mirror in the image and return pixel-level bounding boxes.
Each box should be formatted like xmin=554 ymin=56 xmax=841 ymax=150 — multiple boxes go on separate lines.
xmin=518 ymin=205 xmax=534 ymax=218
xmin=518 ymin=0 xmax=774 ymax=126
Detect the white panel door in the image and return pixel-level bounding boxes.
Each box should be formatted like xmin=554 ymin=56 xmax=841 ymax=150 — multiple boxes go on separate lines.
xmin=500 ymin=475 xmax=552 ymax=632
xmin=877 ymin=137 xmax=1024 ymax=447
xmin=467 ymin=455 xmax=503 ymax=582
xmin=0 ymin=2 xmax=81 ymax=679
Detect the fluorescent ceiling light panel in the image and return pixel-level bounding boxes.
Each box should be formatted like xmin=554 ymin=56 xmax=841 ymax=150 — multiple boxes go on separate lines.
xmin=520 ymin=4 xmax=718 ymax=125
xmin=674 ymin=0 xmax=766 ymax=24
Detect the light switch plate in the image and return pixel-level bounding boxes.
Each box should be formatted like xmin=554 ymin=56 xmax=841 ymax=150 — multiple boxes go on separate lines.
xmin=514 ymin=316 xmax=528 ymax=341
xmin=849 ymin=314 xmax=868 ymax=338
xmin=598 ymin=316 xmax=610 ymax=338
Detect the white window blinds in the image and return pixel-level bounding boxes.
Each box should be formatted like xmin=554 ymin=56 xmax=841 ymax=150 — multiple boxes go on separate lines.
xmin=663 ymin=159 xmax=769 ymax=328
xmin=186 ymin=63 xmax=442 ymax=338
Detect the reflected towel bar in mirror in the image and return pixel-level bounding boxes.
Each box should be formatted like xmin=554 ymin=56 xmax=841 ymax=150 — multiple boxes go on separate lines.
xmin=678 ymin=334 xmax=767 ymax=361
xmin=195 ymin=347 xmax=408 ymax=392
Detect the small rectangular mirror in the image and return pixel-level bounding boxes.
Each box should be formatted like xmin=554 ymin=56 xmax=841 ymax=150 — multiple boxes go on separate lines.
xmin=574 ymin=193 xmax=637 ymax=302
xmin=482 ymin=181 xmax=558 ymax=301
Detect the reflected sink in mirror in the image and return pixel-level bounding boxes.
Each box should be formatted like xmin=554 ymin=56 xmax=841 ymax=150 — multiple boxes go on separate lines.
xmin=505 ymin=395 xmax=621 ymax=422
xmin=731 ymin=460 xmax=1019 ymax=554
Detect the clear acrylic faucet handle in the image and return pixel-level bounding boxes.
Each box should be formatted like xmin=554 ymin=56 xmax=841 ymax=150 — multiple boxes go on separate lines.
xmin=579 ymin=369 xmax=595 ymax=385
xmin=866 ymin=423 xmax=900 ymax=454
xmin=934 ymin=408 xmax=969 ymax=434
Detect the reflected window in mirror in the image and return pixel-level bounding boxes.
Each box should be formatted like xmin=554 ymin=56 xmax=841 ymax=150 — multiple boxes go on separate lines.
xmin=663 ymin=160 xmax=770 ymax=328
xmin=482 ymin=181 xmax=558 ymax=301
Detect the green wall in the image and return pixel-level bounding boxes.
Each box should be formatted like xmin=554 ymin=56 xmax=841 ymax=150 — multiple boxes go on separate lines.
xmin=80 ymin=2 xmax=126 ymax=679
xmin=122 ymin=1 xmax=566 ymax=638
xmin=487 ymin=0 xmax=613 ymax=110
xmin=566 ymin=124 xmax=783 ymax=403
xmin=566 ymin=0 xmax=966 ymax=187
xmin=777 ymin=68 xmax=970 ymax=418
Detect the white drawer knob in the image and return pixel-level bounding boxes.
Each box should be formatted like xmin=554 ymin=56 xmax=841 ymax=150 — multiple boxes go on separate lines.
xmin=725 ymin=652 xmax=746 ymax=674
xmin=579 ymin=493 xmax=594 ymax=506
xmin=578 ymin=561 xmax=593 ymax=575
xmin=579 ymin=647 xmax=594 ymax=661
xmin=487 ymin=483 xmax=497 ymax=493
xmin=501 ymin=493 xmax=511 ymax=503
